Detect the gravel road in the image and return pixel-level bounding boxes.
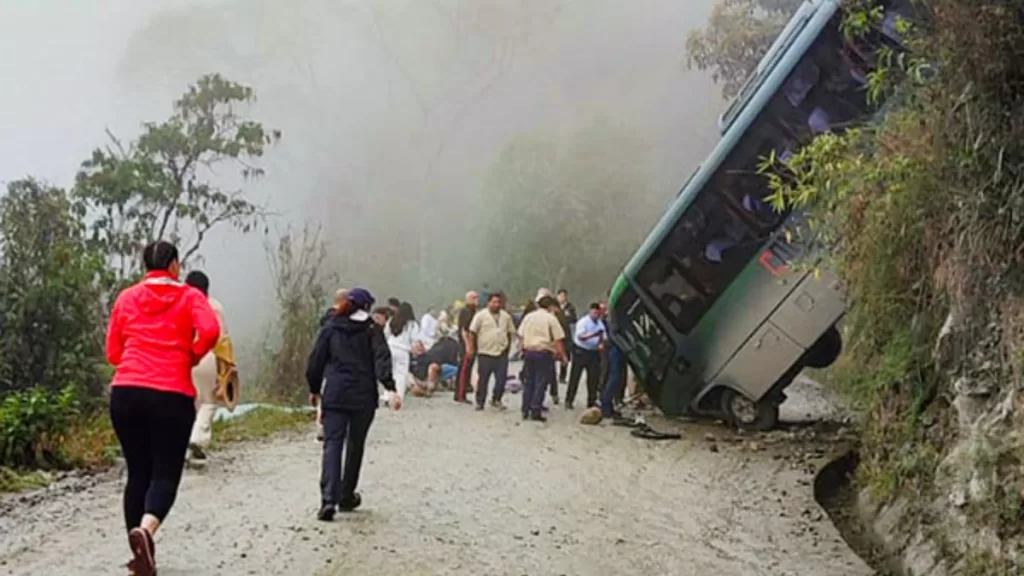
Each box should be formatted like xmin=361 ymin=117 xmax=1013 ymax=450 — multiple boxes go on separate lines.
xmin=0 ymin=375 xmax=871 ymax=576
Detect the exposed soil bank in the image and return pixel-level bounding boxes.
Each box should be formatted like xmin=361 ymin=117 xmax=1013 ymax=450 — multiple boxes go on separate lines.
xmin=0 ymin=374 xmax=870 ymax=576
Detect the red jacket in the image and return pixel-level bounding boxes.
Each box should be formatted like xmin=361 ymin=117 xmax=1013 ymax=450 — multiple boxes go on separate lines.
xmin=106 ymin=271 xmax=221 ymax=398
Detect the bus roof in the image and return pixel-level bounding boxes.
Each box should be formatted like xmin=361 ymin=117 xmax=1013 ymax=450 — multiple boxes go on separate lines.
xmin=718 ymin=0 xmax=827 ymax=134
xmin=621 ymin=0 xmax=840 ymax=280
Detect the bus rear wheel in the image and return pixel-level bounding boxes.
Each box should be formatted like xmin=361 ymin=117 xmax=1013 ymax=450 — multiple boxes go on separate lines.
xmin=803 ymin=326 xmax=843 ymax=369
xmin=721 ymin=389 xmax=779 ymax=431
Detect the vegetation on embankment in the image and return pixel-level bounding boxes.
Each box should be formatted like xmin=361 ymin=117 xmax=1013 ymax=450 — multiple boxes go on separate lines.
xmin=767 ymin=2 xmax=1024 ymax=572
xmin=690 ymin=0 xmax=1024 ymax=571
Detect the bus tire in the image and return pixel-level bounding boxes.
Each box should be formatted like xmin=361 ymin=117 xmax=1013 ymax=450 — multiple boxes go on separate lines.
xmin=721 ymin=389 xmax=779 ymax=431
xmin=804 ymin=326 xmax=843 ymax=369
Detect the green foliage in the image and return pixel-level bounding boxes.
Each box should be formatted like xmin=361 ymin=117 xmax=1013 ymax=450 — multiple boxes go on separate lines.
xmin=0 ymin=73 xmax=283 ymax=483
xmin=0 ymin=387 xmax=79 ymax=468
xmin=685 ymin=0 xmax=802 ymax=98
xmin=0 ymin=179 xmax=108 ymax=397
xmin=75 ymin=73 xmax=281 ymax=281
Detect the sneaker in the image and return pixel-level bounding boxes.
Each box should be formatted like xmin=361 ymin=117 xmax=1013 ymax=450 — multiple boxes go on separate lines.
xmin=127 ymin=528 xmax=155 ymax=576
xmin=339 ymin=492 xmax=362 ymax=512
xmin=491 ymin=399 xmax=507 ymax=411
xmin=317 ymin=503 xmax=336 ymax=522
xmin=529 ymin=413 xmax=548 ymax=423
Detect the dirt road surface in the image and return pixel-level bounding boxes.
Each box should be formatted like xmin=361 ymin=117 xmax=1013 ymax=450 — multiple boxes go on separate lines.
xmin=0 ymin=376 xmax=871 ymax=576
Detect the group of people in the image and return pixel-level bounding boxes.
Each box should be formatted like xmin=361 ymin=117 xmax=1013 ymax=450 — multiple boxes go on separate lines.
xmin=359 ymin=286 xmax=628 ymax=422
xmin=100 ymin=239 xmax=630 ymax=574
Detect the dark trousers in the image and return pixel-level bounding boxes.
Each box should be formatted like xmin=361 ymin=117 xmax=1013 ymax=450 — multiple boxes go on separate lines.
xmin=566 ymin=347 xmax=600 ymax=408
xmin=522 ymin=351 xmax=555 ymax=416
xmin=558 ymin=343 xmax=572 ymax=383
xmin=476 ymin=354 xmax=509 ymax=406
xmin=320 ymin=408 xmax=375 ymax=505
xmin=109 ymin=386 xmax=195 ymax=533
xmin=548 ymin=357 xmax=560 ymax=400
xmin=601 ymin=345 xmax=627 ymax=417
xmin=455 ymin=350 xmax=476 ymax=401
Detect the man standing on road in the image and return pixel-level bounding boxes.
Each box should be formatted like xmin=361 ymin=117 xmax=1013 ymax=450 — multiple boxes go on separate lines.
xmin=565 ymin=302 xmax=606 ymax=410
xmin=534 ymin=288 xmax=565 ymax=405
xmin=455 ymin=291 xmax=479 ymax=403
xmin=556 ymin=289 xmax=577 ymax=385
xmin=517 ymin=295 xmax=566 ymax=422
xmin=468 ymin=291 xmax=516 ymax=411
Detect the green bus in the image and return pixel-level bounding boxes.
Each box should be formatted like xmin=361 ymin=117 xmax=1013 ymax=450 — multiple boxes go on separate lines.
xmin=607 ymin=0 xmax=913 ymax=429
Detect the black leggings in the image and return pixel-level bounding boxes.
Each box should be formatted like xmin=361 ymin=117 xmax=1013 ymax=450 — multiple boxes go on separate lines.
xmin=110 ymin=386 xmax=196 ymax=533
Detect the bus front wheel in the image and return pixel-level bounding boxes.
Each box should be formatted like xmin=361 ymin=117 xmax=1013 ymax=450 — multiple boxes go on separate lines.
xmin=721 ymin=389 xmax=779 ymax=431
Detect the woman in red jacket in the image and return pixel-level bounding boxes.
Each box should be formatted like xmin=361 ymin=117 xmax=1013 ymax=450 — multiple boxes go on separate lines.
xmin=105 ymin=240 xmax=220 ymax=576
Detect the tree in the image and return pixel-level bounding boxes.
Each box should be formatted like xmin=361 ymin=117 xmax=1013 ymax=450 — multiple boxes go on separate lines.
xmin=75 ymin=74 xmax=281 ymax=281
xmin=473 ymin=120 xmax=659 ymax=303
xmin=685 ymin=0 xmax=802 ymax=99
xmin=254 ymin=223 xmax=335 ymax=403
xmin=0 ymin=179 xmax=108 ymax=397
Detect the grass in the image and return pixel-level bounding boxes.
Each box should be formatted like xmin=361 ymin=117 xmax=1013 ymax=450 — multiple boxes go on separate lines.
xmin=208 ymin=407 xmax=312 ymax=448
xmin=0 ymin=467 xmax=51 ymax=492
xmin=0 ymin=405 xmax=312 ymax=495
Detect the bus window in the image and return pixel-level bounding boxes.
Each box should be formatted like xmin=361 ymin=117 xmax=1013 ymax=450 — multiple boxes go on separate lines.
xmin=718 ymin=110 xmax=794 ymax=233
xmin=635 ymin=253 xmax=706 ymax=334
xmin=642 ymin=191 xmax=764 ymax=334
xmin=783 ymin=59 xmax=820 ymax=108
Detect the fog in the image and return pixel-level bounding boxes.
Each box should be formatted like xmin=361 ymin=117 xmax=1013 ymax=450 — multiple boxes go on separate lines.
xmin=0 ymin=0 xmax=723 ymax=345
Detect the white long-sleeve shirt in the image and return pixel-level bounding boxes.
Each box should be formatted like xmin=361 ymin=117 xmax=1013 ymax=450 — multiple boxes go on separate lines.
xmin=419 ymin=313 xmax=438 ymax=348
xmin=385 ymin=320 xmax=421 ymax=353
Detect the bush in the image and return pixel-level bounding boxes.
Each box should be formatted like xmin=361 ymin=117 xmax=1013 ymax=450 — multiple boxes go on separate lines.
xmin=0 ymin=386 xmax=80 ymax=468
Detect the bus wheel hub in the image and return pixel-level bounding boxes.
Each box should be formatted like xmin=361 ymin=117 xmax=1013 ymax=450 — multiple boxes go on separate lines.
xmin=728 ymin=395 xmax=758 ymax=424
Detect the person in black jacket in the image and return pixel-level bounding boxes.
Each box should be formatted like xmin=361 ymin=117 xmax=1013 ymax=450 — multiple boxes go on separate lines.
xmin=306 ymin=287 xmax=398 ymax=521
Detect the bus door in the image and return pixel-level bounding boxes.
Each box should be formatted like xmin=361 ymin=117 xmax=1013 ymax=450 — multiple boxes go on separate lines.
xmin=610 ymin=280 xmax=702 ymax=417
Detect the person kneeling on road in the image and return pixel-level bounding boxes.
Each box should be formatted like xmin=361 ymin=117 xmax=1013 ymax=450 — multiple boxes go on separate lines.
xmin=410 ymin=338 xmax=460 ymax=396
xmin=306 ymin=287 xmax=400 ymax=522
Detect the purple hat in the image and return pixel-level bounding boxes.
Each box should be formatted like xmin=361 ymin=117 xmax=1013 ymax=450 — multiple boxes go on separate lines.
xmin=348 ymin=287 xmax=375 ymax=310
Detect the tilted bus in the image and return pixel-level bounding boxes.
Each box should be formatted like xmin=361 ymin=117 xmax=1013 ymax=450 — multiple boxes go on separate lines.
xmin=607 ymin=0 xmax=914 ymax=429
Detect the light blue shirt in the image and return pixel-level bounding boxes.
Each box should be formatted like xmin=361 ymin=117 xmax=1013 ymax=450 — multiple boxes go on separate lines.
xmin=573 ymin=315 xmax=606 ymax=351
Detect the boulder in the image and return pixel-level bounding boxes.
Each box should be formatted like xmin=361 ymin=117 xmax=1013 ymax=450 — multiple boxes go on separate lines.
xmin=579 ymin=407 xmax=602 ymax=425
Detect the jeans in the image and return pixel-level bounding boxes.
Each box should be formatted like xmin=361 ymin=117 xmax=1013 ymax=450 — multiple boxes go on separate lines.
xmin=522 ymin=351 xmax=555 ymax=416
xmin=110 ymin=386 xmax=195 ymax=533
xmin=320 ymin=408 xmax=375 ymax=505
xmin=476 ymin=354 xmax=509 ymax=406
xmin=601 ymin=344 xmax=627 ymax=417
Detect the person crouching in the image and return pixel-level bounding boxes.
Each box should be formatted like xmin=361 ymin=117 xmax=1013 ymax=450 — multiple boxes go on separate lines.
xmin=305 ymin=287 xmax=401 ymax=521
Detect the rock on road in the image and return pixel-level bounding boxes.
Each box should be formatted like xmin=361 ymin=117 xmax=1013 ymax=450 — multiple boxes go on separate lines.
xmin=0 ymin=379 xmax=871 ymax=576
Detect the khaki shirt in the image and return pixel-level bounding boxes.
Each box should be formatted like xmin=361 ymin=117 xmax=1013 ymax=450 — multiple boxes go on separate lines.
xmin=469 ymin=308 xmax=515 ymax=357
xmin=517 ymin=309 xmax=565 ymax=354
